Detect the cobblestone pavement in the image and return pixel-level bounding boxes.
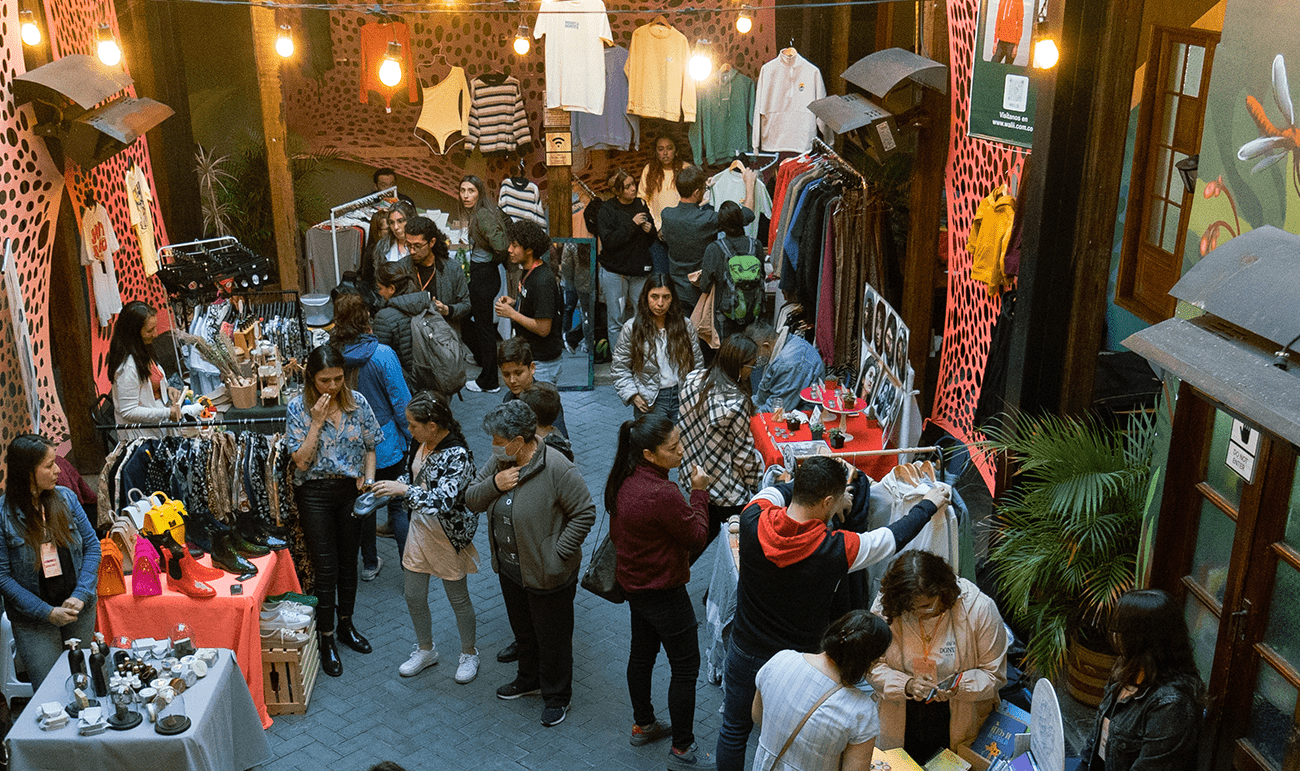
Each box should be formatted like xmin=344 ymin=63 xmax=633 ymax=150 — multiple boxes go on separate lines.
xmin=259 ymin=381 xmax=741 ymax=771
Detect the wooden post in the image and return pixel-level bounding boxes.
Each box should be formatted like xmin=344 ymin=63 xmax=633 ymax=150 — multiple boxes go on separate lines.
xmin=543 ymin=109 xmax=572 ymax=238
xmin=249 ymin=6 xmax=300 ymax=290
xmin=829 ymin=3 xmax=851 ymax=96
xmin=899 ymin=2 xmax=949 ymax=410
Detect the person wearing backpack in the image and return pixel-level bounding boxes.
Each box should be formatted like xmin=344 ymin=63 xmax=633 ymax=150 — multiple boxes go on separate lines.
xmin=698 ymin=201 xmax=767 ymax=341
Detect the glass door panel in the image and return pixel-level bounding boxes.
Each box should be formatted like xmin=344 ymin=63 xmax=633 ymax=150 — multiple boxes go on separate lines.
xmin=1243 ymin=660 xmax=1296 ymax=770
xmin=1193 ymin=497 xmax=1237 ymax=606
xmin=1206 ymin=408 xmax=1246 ymax=509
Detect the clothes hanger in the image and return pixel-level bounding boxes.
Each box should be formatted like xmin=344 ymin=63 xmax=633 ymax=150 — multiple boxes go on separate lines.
xmin=781 ymin=38 xmax=797 ymax=57
xmin=649 ymin=14 xmax=671 ymax=27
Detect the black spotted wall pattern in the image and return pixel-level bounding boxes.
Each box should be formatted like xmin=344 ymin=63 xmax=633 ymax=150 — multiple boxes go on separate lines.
xmin=282 ymin=3 xmax=776 ymax=200
xmin=42 ymin=0 xmax=173 ymax=399
xmin=929 ymin=0 xmax=1025 ymax=491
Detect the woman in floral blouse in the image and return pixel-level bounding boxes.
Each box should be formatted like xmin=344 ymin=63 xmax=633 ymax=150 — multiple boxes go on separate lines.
xmin=372 ymin=391 xmax=482 ymax=685
xmin=286 ymin=345 xmax=383 ymax=678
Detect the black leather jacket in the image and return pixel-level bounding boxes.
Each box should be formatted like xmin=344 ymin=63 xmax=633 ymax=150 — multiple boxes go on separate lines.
xmin=1083 ymin=673 xmax=1203 ymax=771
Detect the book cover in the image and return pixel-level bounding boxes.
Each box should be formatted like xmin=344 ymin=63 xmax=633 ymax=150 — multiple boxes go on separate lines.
xmin=925 ymin=748 xmax=973 ymax=771
xmin=970 ymin=700 xmax=1032 ymax=764
xmin=872 ymin=747 xmax=926 ymax=771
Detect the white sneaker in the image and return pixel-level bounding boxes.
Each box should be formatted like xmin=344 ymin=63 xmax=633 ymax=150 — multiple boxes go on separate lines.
xmin=260 ymin=628 xmax=310 ymax=648
xmin=399 ymin=645 xmax=439 ymax=677
xmin=259 ymin=608 xmax=312 ymax=630
xmin=261 ymin=600 xmax=315 ymax=618
xmin=455 ymin=652 xmax=479 ymax=684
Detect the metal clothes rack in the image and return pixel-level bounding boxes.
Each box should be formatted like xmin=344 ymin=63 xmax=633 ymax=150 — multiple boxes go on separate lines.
xmin=95 ymin=416 xmax=286 ymax=432
xmin=328 ymin=186 xmax=397 ymax=287
xmin=813 ymin=137 xmax=868 ymax=187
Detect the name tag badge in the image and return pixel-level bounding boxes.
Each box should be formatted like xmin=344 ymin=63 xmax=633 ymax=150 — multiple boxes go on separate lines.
xmin=912 ymin=656 xmax=938 ymax=682
xmin=40 ymin=542 xmax=62 ymax=578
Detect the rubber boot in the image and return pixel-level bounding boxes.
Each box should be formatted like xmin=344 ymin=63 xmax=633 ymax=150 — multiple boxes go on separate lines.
xmin=211 ymin=530 xmax=258 ymax=575
xmin=335 ymin=616 xmax=372 ymax=654
xmin=319 ymin=631 xmax=343 ymax=677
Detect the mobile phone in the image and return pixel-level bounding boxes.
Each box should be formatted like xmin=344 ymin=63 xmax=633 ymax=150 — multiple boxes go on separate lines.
xmin=229 ymin=584 xmax=243 ymax=595
xmin=927 ymin=672 xmax=962 ymax=702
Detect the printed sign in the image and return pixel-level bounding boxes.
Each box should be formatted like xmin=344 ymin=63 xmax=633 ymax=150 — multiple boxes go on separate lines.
xmin=967 ymin=0 xmax=1043 ymax=147
xmin=1226 ymin=418 xmax=1259 ymax=484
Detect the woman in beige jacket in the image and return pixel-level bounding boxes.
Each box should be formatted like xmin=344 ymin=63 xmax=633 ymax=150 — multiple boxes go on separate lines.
xmin=868 ymin=550 xmax=1008 ymax=763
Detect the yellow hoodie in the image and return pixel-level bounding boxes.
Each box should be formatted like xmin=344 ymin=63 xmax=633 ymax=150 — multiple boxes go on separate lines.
xmin=966 ymin=186 xmax=1016 ymax=296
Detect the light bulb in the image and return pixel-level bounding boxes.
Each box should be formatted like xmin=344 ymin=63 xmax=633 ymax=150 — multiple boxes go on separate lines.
xmin=1032 ymin=38 xmax=1059 ymax=69
xmin=20 ymin=10 xmax=41 ymax=46
xmin=96 ymin=24 xmax=122 ymax=67
xmin=513 ymin=23 xmax=531 ymax=55
xmin=736 ymin=11 xmax=752 ymax=34
xmin=276 ymin=25 xmax=294 ymax=58
xmin=379 ymin=41 xmax=403 ymax=87
xmin=689 ymin=39 xmax=713 ymax=81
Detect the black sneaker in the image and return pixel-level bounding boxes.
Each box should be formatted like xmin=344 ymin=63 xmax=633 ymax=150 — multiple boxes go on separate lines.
xmin=541 ymin=704 xmax=568 ymax=727
xmin=496 ymin=641 xmax=519 ymax=663
xmin=667 ymin=744 xmax=717 ymax=770
xmin=496 ymin=679 xmax=541 ymax=700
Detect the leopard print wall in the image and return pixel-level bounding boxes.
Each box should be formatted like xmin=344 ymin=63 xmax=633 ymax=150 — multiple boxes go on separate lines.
xmin=928 ymin=0 xmax=1026 ymax=490
xmin=43 ymin=0 xmax=173 ymax=398
xmin=282 ymin=2 xmax=776 ymax=202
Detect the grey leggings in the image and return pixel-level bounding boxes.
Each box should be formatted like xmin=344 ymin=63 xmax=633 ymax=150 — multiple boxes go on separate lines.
xmin=405 ymin=571 xmax=477 ymax=653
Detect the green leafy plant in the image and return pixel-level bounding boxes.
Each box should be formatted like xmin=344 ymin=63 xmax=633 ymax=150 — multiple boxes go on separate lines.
xmin=979 ymin=408 xmax=1160 ymax=680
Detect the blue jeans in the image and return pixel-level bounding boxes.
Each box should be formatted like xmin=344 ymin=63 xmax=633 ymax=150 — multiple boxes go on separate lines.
xmin=716 ymin=642 xmax=772 ymax=771
xmin=640 ymin=386 xmax=681 ymax=425
xmin=598 ymin=267 xmax=647 ymax=348
xmin=11 ymin=603 xmax=99 ymax=690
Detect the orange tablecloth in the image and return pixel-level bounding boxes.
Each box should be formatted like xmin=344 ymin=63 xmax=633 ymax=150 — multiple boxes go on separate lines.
xmin=750 ymin=412 xmax=898 ymax=480
xmin=96 ymin=549 xmax=301 ymax=729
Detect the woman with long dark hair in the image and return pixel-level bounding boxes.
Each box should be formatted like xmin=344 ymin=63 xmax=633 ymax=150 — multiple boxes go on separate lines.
xmin=606 ymin=413 xmax=713 ymax=766
xmin=639 ymin=135 xmax=690 ymax=230
xmin=596 ymin=170 xmax=656 ymax=348
xmin=109 ymin=301 xmax=201 ymax=440
xmin=285 ymin=344 xmax=383 ymax=677
xmin=1080 ymin=589 xmax=1205 ymax=771
xmin=752 ymin=610 xmax=893 ymax=771
xmin=611 ymin=275 xmax=703 ymax=424
xmin=361 ymin=208 xmax=392 ymax=284
xmin=0 ymin=434 xmax=100 ymax=687
xmin=375 ymin=201 xmax=418 ymax=264
xmin=372 ymin=391 xmax=481 ymax=685
xmin=459 ymin=175 xmax=512 ymax=393
xmin=677 ymin=334 xmax=763 ymax=543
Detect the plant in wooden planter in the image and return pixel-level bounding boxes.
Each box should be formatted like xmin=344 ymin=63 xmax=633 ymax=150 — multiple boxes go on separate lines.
xmin=979 ymin=408 xmax=1159 ymax=701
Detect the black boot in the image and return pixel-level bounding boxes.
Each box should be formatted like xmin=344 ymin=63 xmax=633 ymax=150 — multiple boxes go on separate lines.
xmin=319 ymin=631 xmax=342 ymax=677
xmin=211 ymin=530 xmax=258 ymax=575
xmin=335 ymin=616 xmax=372 ymax=654
xmin=186 ymin=512 xmax=216 ymax=557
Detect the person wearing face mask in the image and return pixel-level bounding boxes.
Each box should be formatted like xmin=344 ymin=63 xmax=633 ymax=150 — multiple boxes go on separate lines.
xmin=606 ymin=413 xmax=716 ymax=769
xmin=466 ymin=400 xmax=595 ymax=728
xmin=744 ymin=318 xmax=825 ymax=413
xmin=460 ymin=175 xmax=513 ymax=394
xmin=869 ymin=550 xmax=1008 ymax=763
xmin=286 ymin=345 xmax=384 ymax=677
xmin=611 ymin=275 xmax=703 ymax=424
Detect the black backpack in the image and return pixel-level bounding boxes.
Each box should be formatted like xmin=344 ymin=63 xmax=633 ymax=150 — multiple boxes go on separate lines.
xmin=582 ymin=196 xmax=604 ymax=237
xmin=409 ymin=306 xmax=468 ymax=397
xmin=718 ymin=237 xmax=764 ymax=324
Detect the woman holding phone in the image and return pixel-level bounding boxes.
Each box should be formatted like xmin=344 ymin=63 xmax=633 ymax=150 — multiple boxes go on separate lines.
xmin=286 ymin=345 xmax=384 ymax=677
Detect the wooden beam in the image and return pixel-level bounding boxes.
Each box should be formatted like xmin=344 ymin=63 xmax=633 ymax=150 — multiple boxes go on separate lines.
xmin=829 ymin=2 xmax=851 ymax=96
xmin=49 ymin=197 xmax=102 ymax=470
xmin=548 ymin=165 xmax=572 ymax=238
xmin=339 ymin=146 xmax=436 ymax=159
xmin=249 ymin=6 xmax=300 ymax=290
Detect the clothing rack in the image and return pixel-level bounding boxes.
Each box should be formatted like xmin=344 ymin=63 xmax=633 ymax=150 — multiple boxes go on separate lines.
xmin=794 ymin=445 xmax=941 ymax=460
xmin=95 ymin=416 xmax=286 ymax=432
xmin=329 ymin=186 xmax=398 ymax=289
xmin=813 ymin=137 xmax=867 ymax=187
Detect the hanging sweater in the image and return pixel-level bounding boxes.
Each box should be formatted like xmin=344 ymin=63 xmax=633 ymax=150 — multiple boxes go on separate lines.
xmin=467 ymin=74 xmax=531 ymax=154
xmin=625 ymin=22 xmax=697 ymax=122
xmin=753 ymin=51 xmax=825 ymax=152
xmin=498 ymin=180 xmax=546 ymax=225
xmin=689 ymin=68 xmax=756 ymax=164
xmin=966 ymin=186 xmax=1016 ymax=296
xmin=572 ymin=46 xmax=640 ymax=151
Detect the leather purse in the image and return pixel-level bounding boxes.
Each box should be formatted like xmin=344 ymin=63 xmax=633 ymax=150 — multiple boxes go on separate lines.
xmin=142 ymin=492 xmax=187 ymax=546
xmin=132 ymin=535 xmax=162 ymax=596
xmin=97 ymin=538 xmax=125 ymax=596
xmin=579 ymin=512 xmax=624 ymax=604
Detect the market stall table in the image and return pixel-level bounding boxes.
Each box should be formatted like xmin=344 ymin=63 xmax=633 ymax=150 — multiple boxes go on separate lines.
xmin=750 ymin=411 xmax=897 ymax=479
xmin=6 ymin=648 xmax=270 ymax=771
xmin=96 ymin=549 xmax=300 ymax=728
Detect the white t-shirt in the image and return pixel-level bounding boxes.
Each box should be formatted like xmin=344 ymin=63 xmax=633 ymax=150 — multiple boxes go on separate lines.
xmin=753 ymin=52 xmax=826 ymax=153
xmin=709 ymin=168 xmax=773 ymax=241
xmin=534 ymin=0 xmax=613 ymax=114
xmin=386 ymin=242 xmax=410 ymax=263
xmin=80 ymin=203 xmax=123 ymax=327
xmin=125 ymin=164 xmax=159 ymax=275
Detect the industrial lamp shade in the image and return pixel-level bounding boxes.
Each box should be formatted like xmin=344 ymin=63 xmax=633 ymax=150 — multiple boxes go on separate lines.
xmin=1175 ymin=155 xmax=1199 ymax=195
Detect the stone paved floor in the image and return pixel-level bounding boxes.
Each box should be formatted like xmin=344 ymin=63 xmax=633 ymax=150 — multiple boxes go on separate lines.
xmin=258 ymin=380 xmax=736 ymax=771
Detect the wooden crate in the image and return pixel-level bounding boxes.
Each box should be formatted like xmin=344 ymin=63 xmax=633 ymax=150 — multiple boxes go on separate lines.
xmin=262 ymin=621 xmax=319 ymax=716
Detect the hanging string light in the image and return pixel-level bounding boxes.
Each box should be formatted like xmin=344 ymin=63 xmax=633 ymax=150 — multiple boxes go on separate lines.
xmin=512 ymin=23 xmax=531 ymax=55
xmin=378 ymin=41 xmax=403 ymax=87
xmin=688 ymin=39 xmax=713 ymax=81
xmin=96 ymin=23 xmax=122 ymax=67
xmin=20 ymin=9 xmax=41 ymax=46
xmin=276 ymin=24 xmax=295 ymax=58
xmin=735 ymin=9 xmax=752 ymax=34
xmin=1032 ymin=38 xmax=1059 ymax=69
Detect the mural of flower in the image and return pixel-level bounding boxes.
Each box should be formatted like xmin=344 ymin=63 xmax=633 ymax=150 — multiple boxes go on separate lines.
xmin=1200 ymin=175 xmax=1242 ymax=255
xmin=1237 ymin=54 xmax=1300 ymax=196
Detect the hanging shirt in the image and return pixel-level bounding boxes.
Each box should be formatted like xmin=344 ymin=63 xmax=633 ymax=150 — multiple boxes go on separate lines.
xmin=689 ymin=68 xmax=756 ymax=165
xmin=498 ymin=179 xmax=546 ymax=225
xmin=571 ymin=46 xmax=640 ymax=151
xmin=625 ymin=22 xmax=697 ymax=122
xmin=467 ymin=74 xmax=532 ymax=154
xmin=534 ymin=0 xmax=613 ymax=114
xmin=754 ymin=52 xmax=826 ymax=153
xmin=768 ymin=155 xmax=818 ymax=253
xmin=358 ymin=20 xmax=418 ymax=110
xmin=124 ymin=164 xmax=160 ymax=275
xmin=79 ymin=203 xmax=123 ymax=327
xmin=708 ymin=167 xmax=773 ymax=242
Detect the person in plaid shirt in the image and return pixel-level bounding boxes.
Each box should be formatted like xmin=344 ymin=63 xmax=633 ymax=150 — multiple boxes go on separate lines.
xmin=678 ymin=334 xmax=763 ymax=547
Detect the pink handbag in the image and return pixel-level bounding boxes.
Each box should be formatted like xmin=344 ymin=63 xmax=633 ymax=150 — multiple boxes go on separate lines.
xmin=131 ymin=535 xmax=162 ymax=596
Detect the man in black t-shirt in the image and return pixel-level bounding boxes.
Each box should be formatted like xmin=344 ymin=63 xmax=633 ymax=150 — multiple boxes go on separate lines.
xmin=496 ymin=219 xmax=564 ymax=383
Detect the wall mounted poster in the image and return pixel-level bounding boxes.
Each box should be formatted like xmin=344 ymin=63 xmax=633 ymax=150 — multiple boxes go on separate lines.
xmin=860 ymin=283 xmax=908 ymax=444
xmin=967 ymin=0 xmax=1043 ymax=147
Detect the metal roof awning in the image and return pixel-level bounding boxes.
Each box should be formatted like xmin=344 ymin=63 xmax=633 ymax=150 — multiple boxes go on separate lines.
xmin=841 ymin=48 xmax=948 ymax=98
xmin=13 ymin=54 xmax=131 ymax=111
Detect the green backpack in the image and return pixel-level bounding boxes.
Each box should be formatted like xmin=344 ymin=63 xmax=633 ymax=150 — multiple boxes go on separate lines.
xmin=719 ymin=237 xmax=764 ymax=324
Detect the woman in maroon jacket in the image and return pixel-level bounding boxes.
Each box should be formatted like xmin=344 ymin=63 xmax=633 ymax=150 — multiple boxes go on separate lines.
xmin=606 ymin=413 xmax=715 ymax=770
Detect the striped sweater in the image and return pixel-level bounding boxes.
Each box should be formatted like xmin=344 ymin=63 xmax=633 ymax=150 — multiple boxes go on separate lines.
xmin=498 ymin=179 xmax=547 ymax=225
xmin=467 ymin=75 xmax=532 ymax=154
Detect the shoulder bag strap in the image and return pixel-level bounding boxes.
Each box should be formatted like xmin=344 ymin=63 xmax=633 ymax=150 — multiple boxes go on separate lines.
xmin=768 ymin=683 xmax=844 ymax=771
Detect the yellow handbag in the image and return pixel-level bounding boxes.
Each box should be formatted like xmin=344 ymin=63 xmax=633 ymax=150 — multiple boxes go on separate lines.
xmin=142 ymin=492 xmax=187 ymax=545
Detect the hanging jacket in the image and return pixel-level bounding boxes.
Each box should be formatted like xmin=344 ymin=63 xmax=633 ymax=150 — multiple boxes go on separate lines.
xmin=340 ymin=334 xmax=411 ymax=468
xmin=967 ymin=187 xmax=1016 ymax=296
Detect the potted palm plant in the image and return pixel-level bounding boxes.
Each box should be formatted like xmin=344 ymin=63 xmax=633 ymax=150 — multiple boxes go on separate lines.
xmin=980 ymin=408 xmax=1159 ymax=705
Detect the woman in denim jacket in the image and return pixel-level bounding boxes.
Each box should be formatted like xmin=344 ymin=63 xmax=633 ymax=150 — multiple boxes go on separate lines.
xmin=1082 ymin=589 xmax=1205 ymax=771
xmin=0 ymin=434 xmax=101 ymax=687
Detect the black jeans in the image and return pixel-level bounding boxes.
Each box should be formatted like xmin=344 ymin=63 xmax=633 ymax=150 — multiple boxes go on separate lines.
xmin=627 ymin=586 xmax=700 ymax=751
xmin=296 ymin=478 xmax=362 ymax=634
xmin=361 ymin=461 xmax=405 ymax=569
xmin=904 ymin=699 xmax=951 ymax=765
xmin=499 ymin=574 xmax=576 ymax=708
xmin=469 ymin=261 xmax=501 ymax=389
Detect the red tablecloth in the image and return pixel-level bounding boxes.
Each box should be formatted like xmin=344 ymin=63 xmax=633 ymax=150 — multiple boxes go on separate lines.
xmin=97 ymin=549 xmax=301 ymax=729
xmin=750 ymin=412 xmax=898 ymax=480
